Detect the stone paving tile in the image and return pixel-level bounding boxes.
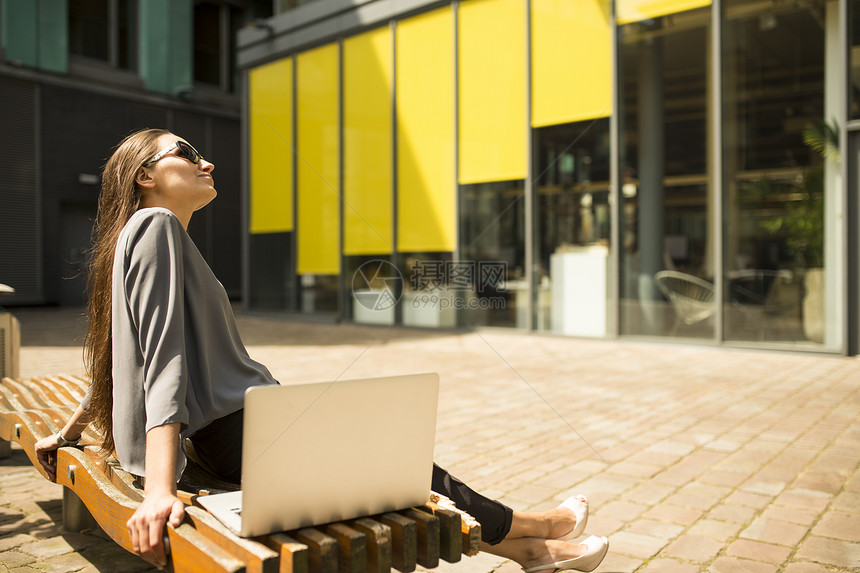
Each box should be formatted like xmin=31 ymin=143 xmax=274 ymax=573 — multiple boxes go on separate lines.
xmin=726 ymin=538 xmax=793 ymax=564
xmin=796 ymin=535 xmax=860 ymax=569
xmin=782 ymin=563 xmax=844 ymax=573
xmin=774 ymin=488 xmax=834 ymax=512
xmin=708 ymin=556 xmax=779 ymax=573
xmin=642 ymin=503 xmax=703 ymax=526
xmin=757 ymin=504 xmax=820 ymax=527
xmin=686 ymin=518 xmax=742 ymax=542
xmin=811 ymin=510 xmax=860 ymax=542
xmin=831 ymin=491 xmax=860 ymax=513
xmin=740 ymin=516 xmax=809 ymax=547
xmin=4 ymin=308 xmax=860 ymax=573
xmin=661 ymin=533 xmax=724 ymax=563
xmin=605 ymin=530 xmax=669 ymax=560
xmin=639 ymin=558 xmax=700 ymax=573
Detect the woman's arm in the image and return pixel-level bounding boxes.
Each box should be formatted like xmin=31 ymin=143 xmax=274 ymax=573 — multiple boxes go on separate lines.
xmin=34 ymin=403 xmax=91 ymax=480
xmin=126 ymin=422 xmax=186 ymax=568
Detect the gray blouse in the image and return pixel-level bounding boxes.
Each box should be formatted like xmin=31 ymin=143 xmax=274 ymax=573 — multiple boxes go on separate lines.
xmin=102 ymin=207 xmax=276 ymax=481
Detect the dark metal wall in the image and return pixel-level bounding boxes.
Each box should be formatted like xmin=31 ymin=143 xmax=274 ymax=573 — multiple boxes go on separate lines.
xmin=0 ymin=77 xmax=40 ymax=304
xmin=0 ymin=77 xmax=243 ymax=306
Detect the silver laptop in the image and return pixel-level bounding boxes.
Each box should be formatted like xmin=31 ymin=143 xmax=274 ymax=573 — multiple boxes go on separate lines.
xmin=196 ymin=373 xmax=439 ymax=537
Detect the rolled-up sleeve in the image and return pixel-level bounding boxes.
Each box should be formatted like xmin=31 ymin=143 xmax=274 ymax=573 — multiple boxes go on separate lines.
xmin=124 ymin=213 xmax=190 ymax=434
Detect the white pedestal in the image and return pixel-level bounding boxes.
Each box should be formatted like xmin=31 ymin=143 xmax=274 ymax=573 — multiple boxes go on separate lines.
xmin=550 ymin=245 xmax=609 ymax=337
xmin=402 ymin=291 xmax=457 ymax=328
xmin=352 ymin=290 xmax=396 ymax=325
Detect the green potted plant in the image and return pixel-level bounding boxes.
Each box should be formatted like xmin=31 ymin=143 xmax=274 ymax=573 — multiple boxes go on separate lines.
xmin=755 ymin=120 xmax=837 ymax=342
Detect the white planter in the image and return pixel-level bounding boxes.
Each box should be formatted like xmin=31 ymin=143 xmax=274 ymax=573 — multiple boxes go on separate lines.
xmin=352 ymin=290 xmax=396 ymax=325
xmin=402 ymin=291 xmax=457 ymax=328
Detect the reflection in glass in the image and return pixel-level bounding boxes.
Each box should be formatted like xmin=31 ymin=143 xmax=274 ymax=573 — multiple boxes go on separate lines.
xmin=297 ymin=274 xmax=338 ymax=315
xmin=618 ymin=8 xmax=712 ymax=339
xmin=69 ymin=0 xmax=110 ymax=61
xmin=345 ymin=255 xmax=399 ymax=326
xmin=534 ymin=118 xmax=611 ymax=336
xmin=397 ymin=252 xmax=456 ymax=328
xmin=723 ymin=0 xmax=838 ymax=346
xmin=248 ymin=232 xmax=294 ymax=310
xmin=851 ymin=0 xmax=860 ymax=120
xmin=458 ymin=180 xmax=525 ymax=328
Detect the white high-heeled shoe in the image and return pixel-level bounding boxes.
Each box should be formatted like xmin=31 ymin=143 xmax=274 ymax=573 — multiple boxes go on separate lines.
xmin=522 ymin=536 xmax=609 ymax=573
xmin=557 ymin=495 xmax=588 ymax=539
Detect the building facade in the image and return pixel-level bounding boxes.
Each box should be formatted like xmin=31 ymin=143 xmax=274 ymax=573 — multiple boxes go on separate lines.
xmin=0 ymin=0 xmax=271 ymax=306
xmin=239 ymin=0 xmax=860 ymax=354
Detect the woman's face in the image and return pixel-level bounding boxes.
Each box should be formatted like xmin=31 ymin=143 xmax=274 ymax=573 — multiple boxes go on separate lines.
xmin=140 ymin=133 xmax=217 ymax=214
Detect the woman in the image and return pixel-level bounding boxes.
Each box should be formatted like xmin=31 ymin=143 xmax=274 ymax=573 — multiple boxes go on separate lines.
xmin=34 ymin=129 xmax=609 ymax=572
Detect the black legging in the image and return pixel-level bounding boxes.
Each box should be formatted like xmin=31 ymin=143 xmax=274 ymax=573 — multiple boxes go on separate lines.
xmin=189 ymin=409 xmax=514 ymax=545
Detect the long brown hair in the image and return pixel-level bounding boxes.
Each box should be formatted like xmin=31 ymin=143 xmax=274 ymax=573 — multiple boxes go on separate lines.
xmin=85 ymin=128 xmax=170 ymax=454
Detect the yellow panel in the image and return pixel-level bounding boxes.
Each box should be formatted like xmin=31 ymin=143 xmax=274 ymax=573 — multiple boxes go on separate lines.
xmin=532 ymin=0 xmax=612 ymax=127
xmin=396 ymin=7 xmax=456 ymax=252
xmin=617 ymin=0 xmax=711 ymax=24
xmin=343 ymin=27 xmax=393 ymax=255
xmin=459 ymin=0 xmax=526 ymax=184
xmin=297 ymin=43 xmax=340 ymax=275
xmin=249 ymin=58 xmax=293 ymax=233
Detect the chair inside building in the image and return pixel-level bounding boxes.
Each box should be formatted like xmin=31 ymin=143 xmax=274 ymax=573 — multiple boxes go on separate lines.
xmin=654 ymin=270 xmax=716 ymax=334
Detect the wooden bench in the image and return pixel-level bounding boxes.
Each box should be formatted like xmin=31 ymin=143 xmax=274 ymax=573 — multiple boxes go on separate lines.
xmin=0 ymin=374 xmax=481 ymax=573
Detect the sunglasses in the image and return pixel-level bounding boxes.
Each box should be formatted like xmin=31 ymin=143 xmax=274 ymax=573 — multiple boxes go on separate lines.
xmin=145 ymin=140 xmax=204 ymax=166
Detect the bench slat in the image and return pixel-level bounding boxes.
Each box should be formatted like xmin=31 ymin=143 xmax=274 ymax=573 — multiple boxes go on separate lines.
xmin=42 ymin=376 xmax=83 ymax=404
xmin=402 ymin=509 xmax=439 ymax=569
xmin=294 ymin=528 xmax=339 ymax=573
xmin=378 ymin=513 xmax=416 ymax=573
xmin=2 ymin=377 xmax=50 ymax=408
xmin=325 ymin=523 xmax=366 ymax=573
xmin=424 ymin=506 xmax=461 ymax=563
xmin=261 ymin=533 xmax=309 ymax=573
xmin=427 ymin=497 xmax=480 ymax=557
xmin=183 ymin=506 xmax=280 ymax=573
xmin=349 ymin=518 xmax=391 ymax=573
xmin=27 ymin=377 xmax=74 ymax=408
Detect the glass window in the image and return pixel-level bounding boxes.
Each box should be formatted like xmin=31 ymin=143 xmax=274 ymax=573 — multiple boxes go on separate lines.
xmin=68 ymin=0 xmax=136 ymax=69
xmin=194 ymin=2 xmax=222 ymax=87
xmin=723 ymin=0 xmax=840 ymax=347
xmin=851 ymin=0 xmax=860 ymax=120
xmin=275 ymin=0 xmax=320 ymax=14
xmin=618 ymin=8 xmax=712 ymax=339
xmin=534 ymin=118 xmax=611 ymax=336
xmin=398 ymin=252 xmax=456 ymax=328
xmin=459 ymin=180 xmax=525 ymax=328
xmin=69 ymin=0 xmax=109 ymax=61
xmin=298 ymin=274 xmax=339 ymax=315
xmin=248 ymin=233 xmax=294 ymax=310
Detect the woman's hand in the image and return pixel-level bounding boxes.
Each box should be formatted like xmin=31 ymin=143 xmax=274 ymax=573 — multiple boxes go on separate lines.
xmin=34 ymin=404 xmax=91 ymax=481
xmin=126 ymin=491 xmax=185 ymax=569
xmin=34 ymin=435 xmax=60 ymax=481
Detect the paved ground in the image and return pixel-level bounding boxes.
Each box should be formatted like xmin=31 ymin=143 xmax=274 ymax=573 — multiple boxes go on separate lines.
xmin=1 ymin=306 xmax=859 ymax=573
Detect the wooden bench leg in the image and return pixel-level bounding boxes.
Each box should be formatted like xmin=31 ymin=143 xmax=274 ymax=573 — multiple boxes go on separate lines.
xmin=62 ymin=487 xmax=102 ymax=534
xmin=0 ymin=438 xmax=10 ymax=459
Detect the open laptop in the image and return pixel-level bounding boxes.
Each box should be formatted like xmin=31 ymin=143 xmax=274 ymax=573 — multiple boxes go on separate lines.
xmin=196 ymin=373 xmax=439 ymax=537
